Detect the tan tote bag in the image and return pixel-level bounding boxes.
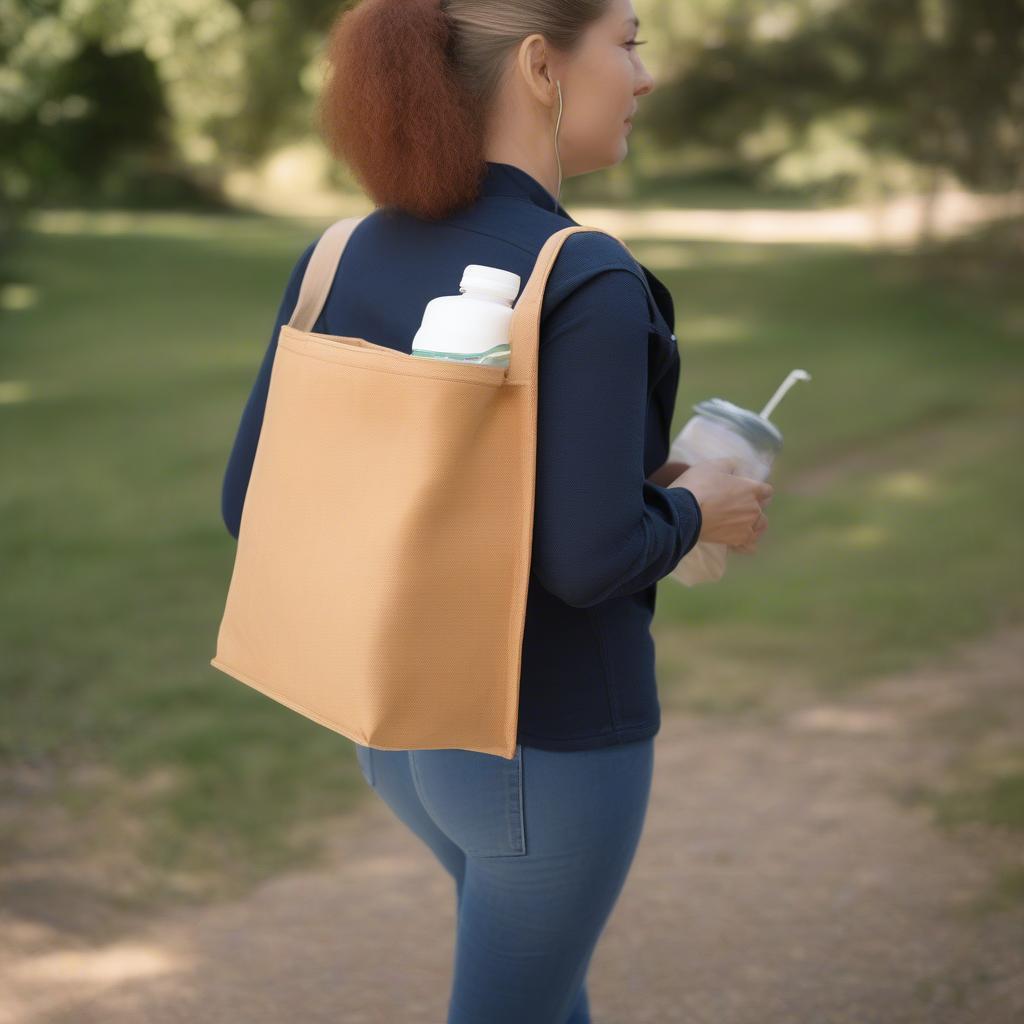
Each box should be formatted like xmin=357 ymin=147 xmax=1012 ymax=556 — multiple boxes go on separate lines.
xmin=210 ymin=215 xmax=617 ymax=759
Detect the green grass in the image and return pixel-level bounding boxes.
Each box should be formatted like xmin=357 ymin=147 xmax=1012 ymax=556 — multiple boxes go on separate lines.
xmin=645 ymin=235 xmax=1023 ymax=706
xmin=930 ymin=763 xmax=1024 ymax=832
xmin=2 ymin=208 xmax=1021 ymax=905
xmin=968 ymin=864 xmax=1024 ymax=917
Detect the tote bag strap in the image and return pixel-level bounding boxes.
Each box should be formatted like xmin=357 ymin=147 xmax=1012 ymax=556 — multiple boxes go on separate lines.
xmin=287 ymin=218 xmax=626 ymax=387
xmin=505 ymin=224 xmax=621 ymax=387
xmin=287 ymin=215 xmax=367 ymax=332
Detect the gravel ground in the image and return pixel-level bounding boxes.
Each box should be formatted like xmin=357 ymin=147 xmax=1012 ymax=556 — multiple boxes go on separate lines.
xmin=3 ymin=623 xmax=1022 ymax=1024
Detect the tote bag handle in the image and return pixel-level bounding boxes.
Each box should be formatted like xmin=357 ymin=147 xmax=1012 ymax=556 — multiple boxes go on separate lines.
xmin=283 ymin=215 xmax=626 ymax=388
xmin=288 ymin=216 xmax=367 ymax=333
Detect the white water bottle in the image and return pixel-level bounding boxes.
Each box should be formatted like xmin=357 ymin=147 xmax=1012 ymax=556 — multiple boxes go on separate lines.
xmin=411 ymin=264 xmax=521 ymax=367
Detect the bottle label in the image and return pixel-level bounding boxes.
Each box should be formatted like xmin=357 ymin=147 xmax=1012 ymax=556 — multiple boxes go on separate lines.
xmin=413 ymin=342 xmax=510 ymax=366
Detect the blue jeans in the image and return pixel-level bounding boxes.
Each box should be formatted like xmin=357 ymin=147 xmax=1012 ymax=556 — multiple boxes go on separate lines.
xmin=353 ymin=737 xmax=655 ymax=1024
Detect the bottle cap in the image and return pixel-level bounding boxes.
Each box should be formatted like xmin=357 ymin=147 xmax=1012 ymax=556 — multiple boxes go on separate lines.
xmin=460 ymin=265 xmax=521 ymax=305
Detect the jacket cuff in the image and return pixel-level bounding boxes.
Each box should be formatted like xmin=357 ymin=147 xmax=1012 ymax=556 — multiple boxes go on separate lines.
xmin=666 ymin=486 xmax=703 ymax=557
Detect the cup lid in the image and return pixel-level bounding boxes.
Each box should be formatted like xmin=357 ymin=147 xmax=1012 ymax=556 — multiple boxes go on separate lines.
xmin=694 ymin=398 xmax=784 ymax=452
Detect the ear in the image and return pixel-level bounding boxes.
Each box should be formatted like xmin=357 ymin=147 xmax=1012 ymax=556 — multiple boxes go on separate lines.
xmin=517 ymin=33 xmax=559 ymax=108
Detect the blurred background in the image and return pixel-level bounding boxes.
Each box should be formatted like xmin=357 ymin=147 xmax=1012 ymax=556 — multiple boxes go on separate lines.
xmin=2 ymin=1 xmax=1022 ymax=1020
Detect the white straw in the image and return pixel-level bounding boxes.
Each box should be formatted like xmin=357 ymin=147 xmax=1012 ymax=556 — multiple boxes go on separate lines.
xmin=760 ymin=369 xmax=812 ymax=421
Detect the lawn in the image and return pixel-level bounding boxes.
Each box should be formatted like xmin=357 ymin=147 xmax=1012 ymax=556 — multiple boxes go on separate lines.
xmin=2 ymin=207 xmax=1020 ymax=907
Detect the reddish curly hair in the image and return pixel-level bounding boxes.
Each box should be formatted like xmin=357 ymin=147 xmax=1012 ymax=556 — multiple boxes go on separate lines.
xmin=316 ymin=0 xmax=609 ymax=221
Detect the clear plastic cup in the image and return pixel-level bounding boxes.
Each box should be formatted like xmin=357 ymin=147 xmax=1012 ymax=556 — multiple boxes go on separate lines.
xmin=669 ymin=398 xmax=783 ymax=586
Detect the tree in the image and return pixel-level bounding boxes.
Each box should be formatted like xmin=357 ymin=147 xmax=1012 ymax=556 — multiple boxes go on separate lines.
xmin=642 ymin=0 xmax=1024 ymax=235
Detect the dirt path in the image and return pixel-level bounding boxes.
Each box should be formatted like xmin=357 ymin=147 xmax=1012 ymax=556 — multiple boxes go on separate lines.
xmin=3 ymin=624 xmax=1022 ymax=1024
xmin=33 ymin=187 xmax=1020 ymax=248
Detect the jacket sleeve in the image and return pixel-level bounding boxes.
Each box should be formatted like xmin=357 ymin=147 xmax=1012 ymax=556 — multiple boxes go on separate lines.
xmin=220 ymin=240 xmax=316 ymax=539
xmin=530 ymin=267 xmax=703 ymax=607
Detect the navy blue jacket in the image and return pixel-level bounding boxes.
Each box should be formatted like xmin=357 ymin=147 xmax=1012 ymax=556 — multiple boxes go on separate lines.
xmin=221 ymin=161 xmax=702 ymax=751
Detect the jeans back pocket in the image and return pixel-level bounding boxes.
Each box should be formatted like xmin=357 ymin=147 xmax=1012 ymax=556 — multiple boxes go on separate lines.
xmin=409 ymin=743 xmax=526 ymax=857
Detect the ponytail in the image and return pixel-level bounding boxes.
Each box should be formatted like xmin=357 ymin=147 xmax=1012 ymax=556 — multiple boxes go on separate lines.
xmin=317 ymin=0 xmax=609 ymax=221
xmin=317 ymin=0 xmax=486 ymax=221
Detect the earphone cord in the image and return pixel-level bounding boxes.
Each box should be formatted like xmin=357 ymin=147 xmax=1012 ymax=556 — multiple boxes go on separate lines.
xmin=552 ymin=80 xmax=563 ymax=213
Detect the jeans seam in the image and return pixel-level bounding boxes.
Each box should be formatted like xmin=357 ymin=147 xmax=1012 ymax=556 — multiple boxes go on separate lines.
xmin=356 ymin=743 xmax=376 ymax=786
xmin=508 ymin=744 xmax=526 ymax=855
xmin=407 ymin=751 xmax=437 ymax=823
xmin=409 ymin=749 xmax=526 ymax=858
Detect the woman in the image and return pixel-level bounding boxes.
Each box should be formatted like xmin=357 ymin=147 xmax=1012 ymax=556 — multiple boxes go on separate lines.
xmin=221 ymin=0 xmax=772 ymax=1020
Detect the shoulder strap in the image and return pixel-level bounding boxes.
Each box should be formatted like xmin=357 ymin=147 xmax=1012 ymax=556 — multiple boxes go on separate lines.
xmin=288 ymin=215 xmax=367 ymax=332
xmin=286 ymin=217 xmax=641 ymax=388
xmin=505 ymin=224 xmax=624 ymax=386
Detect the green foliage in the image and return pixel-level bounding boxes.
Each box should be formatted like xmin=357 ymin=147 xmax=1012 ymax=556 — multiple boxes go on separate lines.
xmin=0 ymin=0 xmax=347 ymax=216
xmin=640 ymin=0 xmax=1024 ymax=202
xmin=2 ymin=0 xmax=1021 ymax=233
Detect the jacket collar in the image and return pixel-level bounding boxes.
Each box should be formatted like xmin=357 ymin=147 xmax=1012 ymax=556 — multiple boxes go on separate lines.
xmin=480 ymin=161 xmax=675 ymax=339
xmin=480 ymin=161 xmax=573 ymax=219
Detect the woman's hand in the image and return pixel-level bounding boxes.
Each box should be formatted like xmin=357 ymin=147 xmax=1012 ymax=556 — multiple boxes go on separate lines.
xmin=728 ymin=497 xmax=770 ymax=555
xmin=668 ymin=457 xmax=773 ymax=550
